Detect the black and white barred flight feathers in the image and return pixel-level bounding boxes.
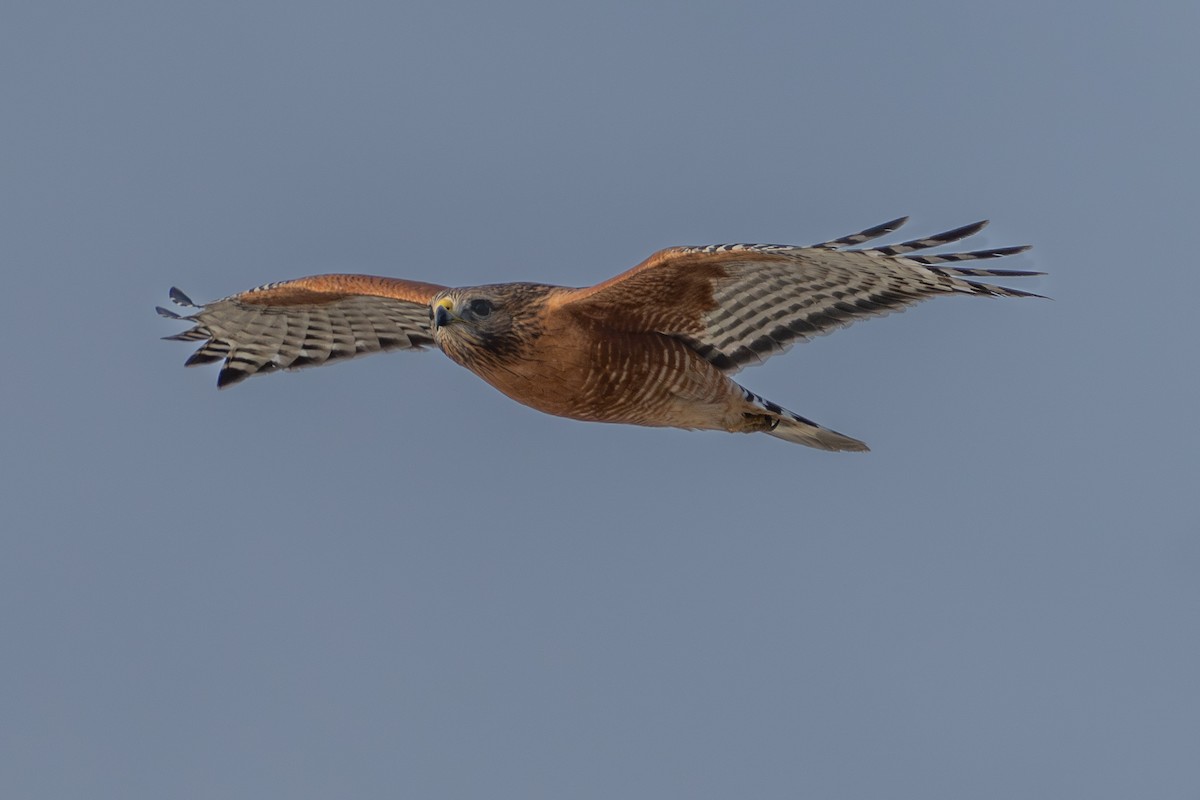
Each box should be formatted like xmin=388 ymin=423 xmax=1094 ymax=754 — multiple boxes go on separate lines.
xmin=663 ymin=216 xmax=1042 ymax=374
xmin=157 ymin=276 xmax=443 ymax=388
xmin=159 ymin=217 xmax=1042 ymax=452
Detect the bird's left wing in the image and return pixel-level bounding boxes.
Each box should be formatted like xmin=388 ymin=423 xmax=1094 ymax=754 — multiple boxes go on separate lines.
xmin=158 ymin=274 xmax=447 ymax=387
xmin=554 ymin=218 xmax=1042 ymax=374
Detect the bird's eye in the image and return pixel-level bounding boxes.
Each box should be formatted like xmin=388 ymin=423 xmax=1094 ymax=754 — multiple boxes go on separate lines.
xmin=469 ymin=299 xmax=494 ymax=317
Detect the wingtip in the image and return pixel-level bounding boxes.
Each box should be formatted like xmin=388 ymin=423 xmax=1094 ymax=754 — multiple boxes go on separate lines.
xmin=184 ymin=350 xmax=223 ymax=367
xmin=812 ymin=215 xmax=911 ymax=249
xmin=942 ymin=219 xmax=990 ymax=241
xmin=871 ymin=215 xmax=910 ymax=236
xmin=169 ymin=287 xmax=198 ymax=307
xmin=216 ymin=366 xmax=251 ymax=389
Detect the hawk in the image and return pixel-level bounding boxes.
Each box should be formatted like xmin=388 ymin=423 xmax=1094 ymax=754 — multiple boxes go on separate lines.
xmin=158 ymin=217 xmax=1040 ymax=451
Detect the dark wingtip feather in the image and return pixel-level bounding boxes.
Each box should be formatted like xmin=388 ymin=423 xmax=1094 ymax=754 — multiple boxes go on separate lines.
xmin=169 ymin=287 xmax=198 ymax=307
xmin=969 ymin=283 xmax=1050 ymax=300
xmin=941 ymin=267 xmax=1046 ymax=277
xmin=811 ymin=216 xmax=910 ymax=249
xmin=946 ymin=219 xmax=989 ymax=240
xmin=184 ymin=350 xmax=224 ymax=367
xmin=216 ymin=366 xmax=251 ymax=389
xmin=863 ymin=215 xmax=910 ymax=238
xmin=156 ymin=306 xmax=181 ymax=319
xmin=906 ymin=244 xmax=1034 ymax=266
xmin=869 ymin=220 xmax=996 ymax=257
xmin=977 ymin=244 xmax=1031 ymax=257
xmin=1004 ymin=287 xmax=1050 ymax=300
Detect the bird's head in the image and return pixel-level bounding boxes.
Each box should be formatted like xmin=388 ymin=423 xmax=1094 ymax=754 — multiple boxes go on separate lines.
xmin=431 ymin=285 xmax=539 ymax=367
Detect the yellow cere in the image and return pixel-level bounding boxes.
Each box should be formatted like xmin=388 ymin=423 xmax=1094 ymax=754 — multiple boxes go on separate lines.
xmin=436 ymin=297 xmax=455 ymax=311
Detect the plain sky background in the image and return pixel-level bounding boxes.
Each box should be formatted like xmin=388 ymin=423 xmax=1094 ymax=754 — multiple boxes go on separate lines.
xmin=3 ymin=1 xmax=1198 ymax=797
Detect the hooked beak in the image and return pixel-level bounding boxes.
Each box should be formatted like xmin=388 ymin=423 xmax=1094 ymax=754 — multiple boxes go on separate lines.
xmin=433 ymin=297 xmax=458 ymax=329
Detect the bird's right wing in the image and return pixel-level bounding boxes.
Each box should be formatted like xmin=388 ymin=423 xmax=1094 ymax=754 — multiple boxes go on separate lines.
xmin=555 ymin=218 xmax=1041 ymax=375
xmin=157 ymin=274 xmax=447 ymax=388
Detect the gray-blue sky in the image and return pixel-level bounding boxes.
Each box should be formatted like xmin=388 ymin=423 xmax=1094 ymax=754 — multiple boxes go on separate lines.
xmin=3 ymin=1 xmax=1198 ymax=797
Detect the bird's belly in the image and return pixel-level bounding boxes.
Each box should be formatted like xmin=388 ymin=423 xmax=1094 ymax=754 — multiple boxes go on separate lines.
xmin=475 ymin=334 xmax=746 ymax=431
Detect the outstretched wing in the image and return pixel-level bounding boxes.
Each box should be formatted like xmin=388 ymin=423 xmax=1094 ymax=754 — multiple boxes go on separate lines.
xmin=157 ymin=274 xmax=447 ymax=387
xmin=555 ymin=217 xmax=1041 ymax=374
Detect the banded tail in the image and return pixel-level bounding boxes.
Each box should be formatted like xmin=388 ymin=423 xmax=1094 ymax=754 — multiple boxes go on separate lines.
xmin=740 ymin=385 xmax=869 ymax=452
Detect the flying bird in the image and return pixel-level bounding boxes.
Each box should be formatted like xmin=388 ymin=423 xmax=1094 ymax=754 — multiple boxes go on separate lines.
xmin=158 ymin=216 xmax=1041 ymax=451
